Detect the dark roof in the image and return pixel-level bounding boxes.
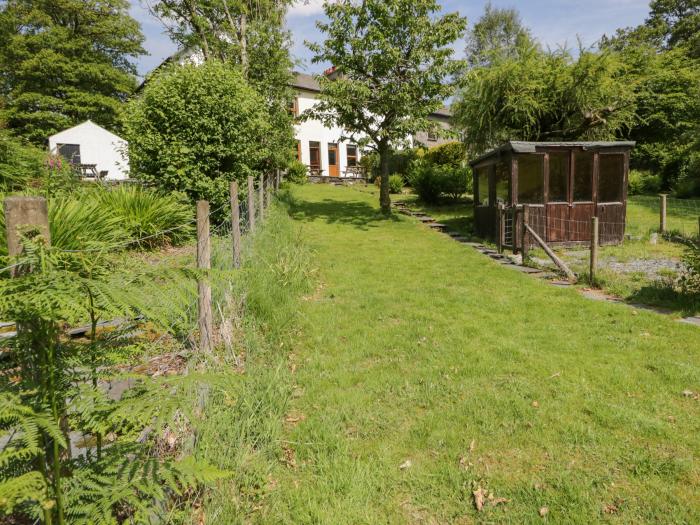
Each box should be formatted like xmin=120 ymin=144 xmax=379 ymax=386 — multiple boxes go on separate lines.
xmin=292 ymin=72 xmax=321 ymax=92
xmin=291 ymin=73 xmax=452 ymax=119
xmin=470 ymin=140 xmax=636 ymax=166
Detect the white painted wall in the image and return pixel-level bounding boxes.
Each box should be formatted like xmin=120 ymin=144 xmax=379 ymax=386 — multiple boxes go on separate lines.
xmin=294 ymin=91 xmax=362 ymax=177
xmin=48 ymin=120 xmax=129 ymax=180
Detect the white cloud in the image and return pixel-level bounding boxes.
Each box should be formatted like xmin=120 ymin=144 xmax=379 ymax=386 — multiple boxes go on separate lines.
xmin=288 ymin=0 xmax=326 ymax=16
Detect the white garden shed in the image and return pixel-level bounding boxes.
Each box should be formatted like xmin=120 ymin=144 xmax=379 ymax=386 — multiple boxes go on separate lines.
xmin=48 ymin=120 xmax=129 ymax=180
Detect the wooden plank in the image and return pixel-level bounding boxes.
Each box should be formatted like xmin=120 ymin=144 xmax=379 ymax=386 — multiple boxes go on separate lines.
xmin=197 ymin=200 xmax=213 ymax=353
xmin=247 ymin=175 xmax=256 ymax=232
xmin=230 ymin=181 xmax=241 ymax=268
xmin=525 ymin=224 xmax=577 ymax=283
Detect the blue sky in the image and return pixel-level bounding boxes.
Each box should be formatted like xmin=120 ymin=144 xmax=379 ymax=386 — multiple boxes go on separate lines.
xmin=131 ymin=0 xmax=652 ymax=77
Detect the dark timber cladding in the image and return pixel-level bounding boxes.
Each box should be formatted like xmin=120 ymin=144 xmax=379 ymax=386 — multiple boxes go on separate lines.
xmin=469 ymin=141 xmax=635 ymax=248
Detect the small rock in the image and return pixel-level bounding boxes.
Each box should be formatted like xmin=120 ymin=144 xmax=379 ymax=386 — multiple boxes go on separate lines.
xmin=682 ymin=389 xmax=695 ymax=398
xmin=649 ymin=233 xmax=658 ymax=245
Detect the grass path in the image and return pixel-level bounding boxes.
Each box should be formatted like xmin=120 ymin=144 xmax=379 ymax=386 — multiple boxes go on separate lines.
xmin=262 ymin=184 xmax=700 ymax=524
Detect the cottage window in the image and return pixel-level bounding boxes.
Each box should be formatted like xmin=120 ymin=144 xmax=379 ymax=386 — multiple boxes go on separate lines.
xmin=289 ymin=97 xmax=298 ymax=117
xmin=495 ymin=161 xmax=509 ymax=204
xmin=427 ymin=131 xmax=438 ymax=142
xmin=57 ymin=144 xmax=81 ymax=164
xmin=346 ymin=144 xmax=358 ymax=167
xmin=309 ymin=141 xmax=321 ymax=169
xmin=477 ymin=167 xmax=489 ymax=206
xmin=598 ymin=154 xmax=625 ymax=203
xmin=517 ymin=155 xmax=544 ymax=204
xmin=548 ymin=152 xmax=569 ymax=202
xmin=573 ymin=152 xmax=594 ymax=202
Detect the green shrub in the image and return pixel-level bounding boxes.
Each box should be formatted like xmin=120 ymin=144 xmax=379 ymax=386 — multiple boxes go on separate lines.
xmin=363 ymin=148 xmax=420 ymax=181
xmin=408 ymin=161 xmax=468 ymax=204
xmin=360 ymin=153 xmax=379 ymax=183
xmin=679 ymin=244 xmax=700 ymax=296
xmin=0 ymin=131 xmax=76 ymax=194
xmin=286 ymin=160 xmax=308 ymax=184
xmin=95 ymin=186 xmax=194 ymax=249
xmin=124 ymin=61 xmax=272 ymax=217
xmin=388 ymin=174 xmax=404 ymax=194
xmin=628 ymin=169 xmax=662 ymax=195
xmin=674 ymin=153 xmax=700 ymax=198
xmin=423 ymin=141 xmax=466 ymax=169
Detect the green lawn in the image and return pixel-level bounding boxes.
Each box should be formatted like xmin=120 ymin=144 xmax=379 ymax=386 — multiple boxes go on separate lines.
xmin=255 ymin=184 xmax=700 ymax=524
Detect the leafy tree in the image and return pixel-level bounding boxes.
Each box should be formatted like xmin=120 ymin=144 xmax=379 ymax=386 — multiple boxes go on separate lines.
xmin=466 ymin=2 xmax=535 ymax=67
xmin=648 ymin=0 xmax=700 ymax=57
xmin=149 ymin=0 xmax=296 ymax=168
xmin=602 ymin=1 xmax=700 ymax=193
xmin=0 ymin=0 xmax=145 ymax=143
xmin=307 ymin=0 xmax=466 ymax=214
xmin=124 ymin=61 xmax=270 ymax=215
xmin=454 ymin=40 xmax=639 ymax=154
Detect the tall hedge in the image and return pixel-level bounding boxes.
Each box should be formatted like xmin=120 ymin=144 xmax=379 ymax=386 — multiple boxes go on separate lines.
xmin=124 ymin=61 xmax=270 ymax=213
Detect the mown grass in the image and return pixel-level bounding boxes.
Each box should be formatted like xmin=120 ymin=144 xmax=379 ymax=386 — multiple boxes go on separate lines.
xmin=388 ymin=188 xmax=699 ymax=314
xmin=256 ymin=184 xmax=700 ymax=524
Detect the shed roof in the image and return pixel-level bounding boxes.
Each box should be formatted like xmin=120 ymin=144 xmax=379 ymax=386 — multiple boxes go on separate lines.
xmin=469 ymin=141 xmax=636 ymax=166
xmin=49 ymin=120 xmax=125 ymax=142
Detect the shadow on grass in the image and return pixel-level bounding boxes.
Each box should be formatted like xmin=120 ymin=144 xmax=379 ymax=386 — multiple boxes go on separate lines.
xmin=626 ymin=281 xmax=699 ymax=317
xmin=285 ymin=195 xmax=401 ymax=231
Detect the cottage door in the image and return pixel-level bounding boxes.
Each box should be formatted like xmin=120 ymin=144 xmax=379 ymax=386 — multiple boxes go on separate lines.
xmin=328 ymin=143 xmax=339 ymax=177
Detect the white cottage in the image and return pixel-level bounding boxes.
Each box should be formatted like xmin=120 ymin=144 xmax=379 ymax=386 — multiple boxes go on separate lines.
xmin=291 ymin=71 xmax=453 ymax=180
xmin=48 ymin=120 xmax=129 ymax=180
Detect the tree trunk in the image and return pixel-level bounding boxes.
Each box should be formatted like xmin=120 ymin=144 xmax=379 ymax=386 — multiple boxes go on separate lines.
xmin=378 ymin=143 xmax=391 ymax=214
xmin=240 ymin=12 xmax=248 ymax=77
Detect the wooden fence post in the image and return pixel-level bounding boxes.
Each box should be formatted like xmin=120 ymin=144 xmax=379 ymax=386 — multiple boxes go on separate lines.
xmin=275 ymin=168 xmax=281 ymax=191
xmin=659 ymin=193 xmax=667 ymax=233
xmin=521 ymin=205 xmax=529 ymax=260
xmin=197 ymin=200 xmax=213 ymax=353
xmin=496 ymin=203 xmax=504 ymax=254
xmin=3 ymin=196 xmax=50 ymax=277
xmin=258 ymin=174 xmax=264 ymax=220
xmin=264 ymin=173 xmax=270 ymax=209
xmin=229 ymin=181 xmax=241 ymax=268
xmin=247 ymin=176 xmax=255 ymax=233
xmin=590 ymin=216 xmax=599 ymax=285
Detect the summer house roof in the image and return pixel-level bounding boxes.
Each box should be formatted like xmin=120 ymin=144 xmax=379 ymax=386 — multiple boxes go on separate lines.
xmin=469 ymin=141 xmax=636 ymax=166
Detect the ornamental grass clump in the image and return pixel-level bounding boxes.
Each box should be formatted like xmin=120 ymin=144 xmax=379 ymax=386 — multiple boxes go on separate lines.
xmin=95 ymin=185 xmax=194 ymax=249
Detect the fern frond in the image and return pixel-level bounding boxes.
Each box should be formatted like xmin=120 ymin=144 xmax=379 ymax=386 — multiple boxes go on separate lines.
xmin=0 ymin=471 xmax=50 ymax=515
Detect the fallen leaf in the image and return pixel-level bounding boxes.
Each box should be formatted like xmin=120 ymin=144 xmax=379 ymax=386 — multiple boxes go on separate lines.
xmin=539 ymin=506 xmax=549 ymax=517
xmin=399 ymin=459 xmax=412 ymax=470
xmin=473 ymin=487 xmax=486 ymax=512
xmin=548 ymin=372 xmax=561 ymax=379
xmin=682 ymin=389 xmax=695 ymax=398
xmin=469 ymin=439 xmax=476 ymax=453
xmin=532 ymin=400 xmax=539 ymax=408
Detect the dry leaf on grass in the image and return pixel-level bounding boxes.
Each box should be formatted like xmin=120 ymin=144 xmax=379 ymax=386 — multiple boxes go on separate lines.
xmin=399 ymin=459 xmax=413 ymax=470
xmin=539 ymin=506 xmax=549 ymax=517
xmin=532 ymin=400 xmax=539 ymax=408
xmin=473 ymin=486 xmax=509 ymax=512
xmin=469 ymin=439 xmax=476 ymax=452
xmin=473 ymin=487 xmax=486 ymax=512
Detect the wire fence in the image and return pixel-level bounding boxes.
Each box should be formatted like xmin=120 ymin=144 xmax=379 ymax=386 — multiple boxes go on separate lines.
xmin=1 ymin=172 xmax=284 ymax=350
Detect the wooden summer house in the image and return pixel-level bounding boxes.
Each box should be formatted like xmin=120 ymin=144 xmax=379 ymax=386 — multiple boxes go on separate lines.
xmin=470 ymin=141 xmax=635 ymax=249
